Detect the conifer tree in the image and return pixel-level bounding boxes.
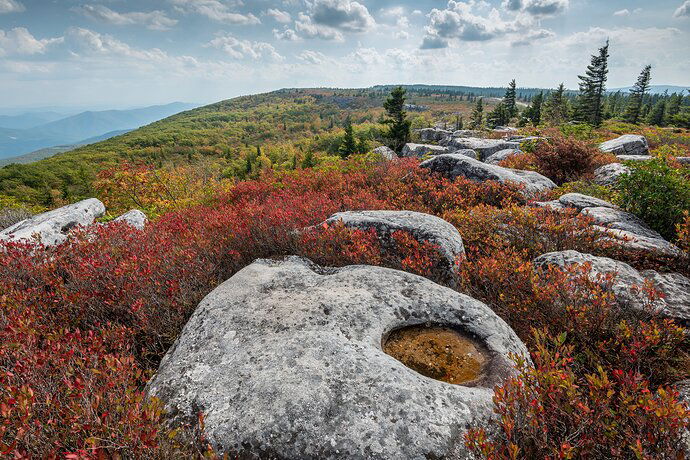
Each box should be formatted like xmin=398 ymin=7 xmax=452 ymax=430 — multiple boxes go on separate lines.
xmin=470 ymin=98 xmax=484 ymax=129
xmin=646 ymin=99 xmax=667 ymax=126
xmin=623 ymin=65 xmax=652 ymax=124
xmin=665 ymin=93 xmax=683 ymax=122
xmin=383 ymin=86 xmax=411 ymax=153
xmin=339 ymin=117 xmax=357 ymax=159
xmin=576 ymin=40 xmax=610 ymax=126
xmin=543 ymin=84 xmax=569 ymax=125
xmin=522 ymin=92 xmax=543 ymax=125
xmin=301 ymin=150 xmax=317 ymax=169
xmin=504 ymin=79 xmax=517 ymax=118
xmin=455 ymin=114 xmax=464 ymax=130
xmin=487 ymin=103 xmax=510 ymax=128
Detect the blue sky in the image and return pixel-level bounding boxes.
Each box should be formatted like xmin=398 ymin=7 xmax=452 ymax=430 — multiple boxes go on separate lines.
xmin=1 ymin=0 xmax=689 ymax=108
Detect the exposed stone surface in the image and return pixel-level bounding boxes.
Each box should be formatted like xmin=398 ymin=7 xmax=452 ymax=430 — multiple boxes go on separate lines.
xmin=400 ymin=143 xmax=449 ymax=158
xmin=581 ymin=206 xmax=663 ymax=240
xmin=593 ymin=163 xmax=631 ymax=186
xmin=677 ymin=157 xmax=690 ymax=165
xmin=675 ymin=379 xmax=690 ymax=455
xmin=417 ymin=128 xmax=452 ymax=142
xmin=0 ymin=198 xmax=105 ymax=247
xmin=557 ymin=193 xmax=617 ymax=211
xmin=534 ymin=250 xmax=690 ymax=323
xmin=324 ymin=210 xmax=465 ymax=285
xmin=451 ymin=148 xmax=479 ymax=160
xmin=444 ymin=137 xmax=521 ymax=161
xmin=113 ymin=209 xmax=148 ymax=230
xmin=419 ymin=154 xmax=556 ymax=197
xmin=599 ymin=134 xmax=649 ymax=156
xmin=595 ymin=227 xmax=683 ymax=258
xmin=485 ymin=148 xmax=521 ymax=165
xmin=617 ymin=155 xmax=652 ymax=162
xmin=148 ymin=257 xmax=529 ymax=459
xmin=372 ymin=146 xmax=396 ymax=160
xmin=451 ymin=130 xmax=481 ymax=138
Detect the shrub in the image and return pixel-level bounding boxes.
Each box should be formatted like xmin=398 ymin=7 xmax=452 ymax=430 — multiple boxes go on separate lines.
xmin=551 ymin=180 xmax=618 ymax=204
xmin=617 ymin=157 xmax=690 ymax=241
xmin=529 ymin=136 xmax=614 ymax=185
xmin=678 ymin=211 xmax=690 ymax=253
xmin=465 ymin=330 xmax=690 ymax=460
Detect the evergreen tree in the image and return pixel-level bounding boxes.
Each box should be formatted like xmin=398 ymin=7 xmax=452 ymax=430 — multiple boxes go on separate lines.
xmin=522 ymin=92 xmax=543 ymax=126
xmin=646 ymin=99 xmax=667 ymax=126
xmin=455 ymin=114 xmax=464 ymax=131
xmin=665 ymin=93 xmax=683 ymax=122
xmin=487 ymin=103 xmax=510 ymax=128
xmin=339 ymin=118 xmax=357 ymax=159
xmin=470 ymin=98 xmax=484 ymax=129
xmin=576 ymin=40 xmax=610 ymax=126
xmin=301 ymin=151 xmax=317 ymax=169
xmin=504 ymin=79 xmax=517 ymax=118
xmin=543 ymin=84 xmax=569 ymax=125
xmin=383 ymin=86 xmax=411 ymax=153
xmin=623 ymin=65 xmax=652 ymax=124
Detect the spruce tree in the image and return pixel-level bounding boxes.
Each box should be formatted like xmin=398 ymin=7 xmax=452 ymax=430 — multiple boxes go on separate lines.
xmin=504 ymin=79 xmax=517 ymax=119
xmin=301 ymin=151 xmax=317 ymax=169
xmin=543 ymin=84 xmax=569 ymax=125
xmin=470 ymin=98 xmax=484 ymax=129
xmin=576 ymin=40 xmax=610 ymax=126
xmin=623 ymin=65 xmax=652 ymax=124
xmin=487 ymin=103 xmax=510 ymax=128
xmin=523 ymin=92 xmax=543 ymax=125
xmin=383 ymin=86 xmax=411 ymax=153
xmin=646 ymin=99 xmax=667 ymax=126
xmin=665 ymin=93 xmax=683 ymax=122
xmin=339 ymin=118 xmax=357 ymax=159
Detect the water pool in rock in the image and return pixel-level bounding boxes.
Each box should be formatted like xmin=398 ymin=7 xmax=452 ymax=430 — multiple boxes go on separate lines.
xmin=383 ymin=325 xmax=488 ymax=385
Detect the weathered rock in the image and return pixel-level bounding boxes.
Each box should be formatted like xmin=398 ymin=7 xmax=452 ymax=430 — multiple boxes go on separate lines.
xmin=617 ymin=155 xmax=652 ymax=162
xmin=531 ymin=200 xmax=566 ymax=211
xmin=485 ymin=148 xmax=521 ymax=165
xmin=148 ymin=257 xmax=529 ymax=459
xmin=450 ymin=148 xmax=479 ymax=160
xmin=417 ymin=128 xmax=452 ymax=143
xmin=676 ymin=157 xmax=690 ymax=165
xmin=451 ymin=130 xmax=481 ymax=138
xmin=420 ymin=154 xmax=556 ymax=197
xmin=557 ymin=193 xmax=617 ymax=211
xmin=599 ymin=134 xmax=649 ymax=156
xmin=324 ymin=210 xmax=465 ymax=285
xmin=534 ymin=250 xmax=690 ymax=323
xmin=493 ymin=126 xmax=518 ymax=133
xmin=445 ymin=137 xmax=521 ymax=161
xmin=582 ymin=207 xmax=663 ymax=240
xmin=400 ymin=143 xmax=449 ymax=158
xmin=0 ymin=198 xmax=105 ymax=247
xmin=372 ymin=146 xmax=396 ymax=160
xmin=674 ymin=380 xmax=690 ymax=455
xmin=113 ymin=209 xmax=148 ymax=230
xmin=593 ymin=163 xmax=631 ymax=186
xmin=595 ymin=227 xmax=683 ymax=258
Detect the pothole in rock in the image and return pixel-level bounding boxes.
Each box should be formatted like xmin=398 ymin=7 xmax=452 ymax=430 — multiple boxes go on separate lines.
xmin=383 ymin=325 xmax=488 ymax=385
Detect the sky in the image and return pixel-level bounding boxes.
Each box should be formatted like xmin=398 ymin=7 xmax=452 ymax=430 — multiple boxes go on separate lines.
xmin=0 ymin=0 xmax=689 ymax=109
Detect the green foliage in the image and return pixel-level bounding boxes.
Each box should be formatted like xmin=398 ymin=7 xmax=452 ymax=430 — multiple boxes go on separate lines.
xmin=575 ymin=40 xmax=610 ymax=127
xmin=520 ymin=92 xmax=543 ymax=126
xmin=471 ymin=98 xmax=484 ymax=129
xmin=623 ymin=65 xmax=652 ymax=124
xmin=503 ymin=79 xmax=517 ymax=118
xmin=542 ymin=83 xmax=570 ymax=125
xmin=487 ymin=103 xmax=511 ymax=128
xmin=617 ymin=157 xmax=690 ymax=241
xmin=646 ymin=99 xmax=667 ymax=126
xmin=339 ymin=118 xmax=357 ymax=159
xmin=382 ymin=86 xmax=412 ymax=153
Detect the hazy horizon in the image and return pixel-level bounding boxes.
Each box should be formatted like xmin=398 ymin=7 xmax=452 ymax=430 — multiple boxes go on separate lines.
xmin=1 ymin=0 xmax=689 ymax=109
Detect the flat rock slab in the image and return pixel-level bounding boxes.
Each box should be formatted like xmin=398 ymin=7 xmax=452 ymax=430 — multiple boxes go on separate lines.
xmin=534 ymin=250 xmax=690 ymax=323
xmin=581 ymin=206 xmax=663 ymax=240
xmin=617 ymin=155 xmax=652 ymax=162
xmin=417 ymin=128 xmax=452 ymax=142
xmin=593 ymin=163 xmax=631 ymax=186
xmin=0 ymin=198 xmax=105 ymax=247
xmin=400 ymin=143 xmax=449 ymax=158
xmin=148 ymin=257 xmax=528 ymax=459
xmin=558 ymin=193 xmax=617 ymax=210
xmin=485 ymin=148 xmax=521 ymax=165
xmin=420 ymin=154 xmax=556 ymax=197
xmin=445 ymin=138 xmax=521 ymax=161
xmin=599 ymin=134 xmax=649 ymax=156
xmin=324 ymin=210 xmax=465 ymax=285
xmin=372 ymin=146 xmax=396 ymax=160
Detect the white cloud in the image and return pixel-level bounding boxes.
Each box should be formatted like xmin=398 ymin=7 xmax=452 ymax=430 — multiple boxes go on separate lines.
xmin=206 ymin=34 xmax=283 ymax=61
xmin=170 ymin=0 xmax=260 ymax=25
xmin=295 ymin=12 xmax=344 ymax=40
xmin=73 ymin=5 xmax=178 ymax=31
xmin=512 ymin=28 xmax=555 ymax=46
xmin=0 ymin=27 xmax=62 ymax=56
xmin=0 ymin=0 xmax=24 ymax=14
xmin=674 ymin=0 xmax=690 ymax=18
xmin=614 ymin=9 xmax=630 ymax=16
xmin=305 ymin=0 xmax=375 ymax=33
xmin=502 ymin=0 xmax=569 ymax=17
xmin=298 ymin=50 xmax=329 ymax=64
xmin=265 ymin=8 xmax=292 ymax=23
xmin=273 ymin=27 xmax=301 ymax=41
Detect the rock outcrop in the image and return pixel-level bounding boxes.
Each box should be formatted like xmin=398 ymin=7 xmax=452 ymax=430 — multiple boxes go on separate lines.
xmin=599 ymin=134 xmax=649 ymax=156
xmin=372 ymin=146 xmax=396 ymax=160
xmin=485 ymin=148 xmax=521 ymax=165
xmin=417 ymin=128 xmax=452 ymax=142
xmin=112 ymin=209 xmax=148 ymax=230
xmin=617 ymin=155 xmax=652 ymax=162
xmin=593 ymin=163 xmax=631 ymax=186
xmin=324 ymin=210 xmax=465 ymax=285
xmin=400 ymin=143 xmax=449 ymax=158
xmin=420 ymin=154 xmax=556 ymax=197
xmin=0 ymin=198 xmax=106 ymax=247
xmin=444 ymin=137 xmax=521 ymax=161
xmin=148 ymin=257 xmax=528 ymax=459
xmin=534 ymin=250 xmax=690 ymax=323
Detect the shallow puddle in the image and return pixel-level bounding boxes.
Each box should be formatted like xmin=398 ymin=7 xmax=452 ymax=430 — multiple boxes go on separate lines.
xmin=383 ymin=325 xmax=487 ymax=385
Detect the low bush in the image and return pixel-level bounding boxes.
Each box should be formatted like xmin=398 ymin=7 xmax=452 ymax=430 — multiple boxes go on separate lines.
xmin=617 ymin=157 xmax=690 ymax=241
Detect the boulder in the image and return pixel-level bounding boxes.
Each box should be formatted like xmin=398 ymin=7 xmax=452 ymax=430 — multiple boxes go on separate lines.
xmin=581 ymin=207 xmax=663 ymax=240
xmin=324 ymin=210 xmax=465 ymax=285
xmin=485 ymin=148 xmax=521 ymax=165
xmin=676 ymin=157 xmax=690 ymax=165
xmin=534 ymin=250 xmax=690 ymax=323
xmin=372 ymin=146 xmax=396 ymax=161
xmin=451 ymin=130 xmax=482 ymax=138
xmin=400 ymin=143 xmax=449 ymax=158
xmin=593 ymin=163 xmax=631 ymax=186
xmin=445 ymin=137 xmax=521 ymax=161
xmin=599 ymin=134 xmax=649 ymax=156
xmin=148 ymin=257 xmax=528 ymax=459
xmin=675 ymin=380 xmax=690 ymax=455
xmin=0 ymin=198 xmax=105 ymax=247
xmin=112 ymin=209 xmax=148 ymax=230
xmin=450 ymin=148 xmax=479 ymax=160
xmin=594 ymin=227 xmax=684 ymax=258
xmin=617 ymin=155 xmax=652 ymax=162
xmin=557 ymin=193 xmax=617 ymax=211
xmin=419 ymin=154 xmax=556 ymax=197
xmin=417 ymin=128 xmax=452 ymax=143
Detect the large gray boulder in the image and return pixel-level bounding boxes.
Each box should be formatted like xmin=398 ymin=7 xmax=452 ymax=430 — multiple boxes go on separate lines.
xmin=599 ymin=134 xmax=649 ymax=156
xmin=148 ymin=257 xmax=529 ymax=459
xmin=112 ymin=209 xmax=148 ymax=230
xmin=0 ymin=198 xmax=106 ymax=247
xmin=485 ymin=148 xmax=521 ymax=165
xmin=451 ymin=129 xmax=482 ymax=138
xmin=558 ymin=193 xmax=617 ymax=210
xmin=420 ymin=154 xmax=556 ymax=197
xmin=582 ymin=207 xmax=663 ymax=240
xmin=372 ymin=146 xmax=396 ymax=161
xmin=676 ymin=157 xmax=690 ymax=165
xmin=534 ymin=250 xmax=690 ymax=323
xmin=324 ymin=210 xmax=465 ymax=285
xmin=593 ymin=163 xmax=631 ymax=186
xmin=617 ymin=155 xmax=652 ymax=162
xmin=417 ymin=128 xmax=452 ymax=143
xmin=400 ymin=143 xmax=449 ymax=158
xmin=444 ymin=138 xmax=521 ymax=161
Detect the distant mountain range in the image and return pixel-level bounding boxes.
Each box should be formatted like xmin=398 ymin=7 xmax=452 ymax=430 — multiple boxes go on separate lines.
xmin=608 ymin=85 xmax=688 ymax=95
xmin=0 ymin=102 xmax=198 ymax=161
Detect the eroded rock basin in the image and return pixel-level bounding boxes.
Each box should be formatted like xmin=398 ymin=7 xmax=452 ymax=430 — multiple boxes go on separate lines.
xmin=384 ymin=325 xmax=487 ymax=385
